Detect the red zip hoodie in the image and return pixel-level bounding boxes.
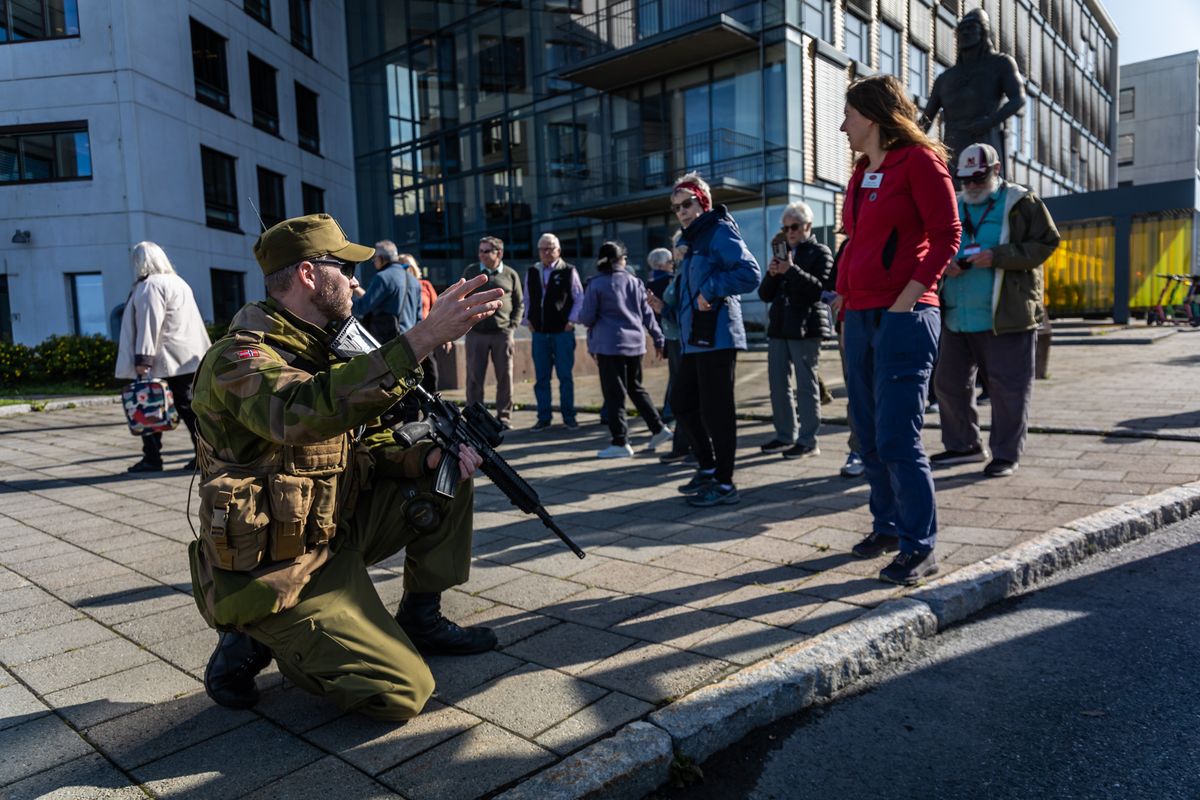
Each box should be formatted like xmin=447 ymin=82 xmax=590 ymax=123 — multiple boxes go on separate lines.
xmin=836 ymin=145 xmax=961 ymax=311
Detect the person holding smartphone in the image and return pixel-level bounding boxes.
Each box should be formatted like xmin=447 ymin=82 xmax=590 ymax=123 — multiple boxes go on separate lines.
xmin=830 ymin=75 xmax=961 ymax=585
xmin=757 ymin=203 xmax=833 ymax=460
xmin=669 ymin=172 xmax=761 ymax=507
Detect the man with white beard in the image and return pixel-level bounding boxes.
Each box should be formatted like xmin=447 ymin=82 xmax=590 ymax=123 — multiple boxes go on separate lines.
xmin=929 ymin=143 xmax=1061 ymax=478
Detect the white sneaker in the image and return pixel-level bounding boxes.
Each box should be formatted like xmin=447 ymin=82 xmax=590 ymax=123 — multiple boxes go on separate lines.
xmin=597 ymin=443 xmax=635 ymax=459
xmin=645 ymin=427 xmax=674 ymax=452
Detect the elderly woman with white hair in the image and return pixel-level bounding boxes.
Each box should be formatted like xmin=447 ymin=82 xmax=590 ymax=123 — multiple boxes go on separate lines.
xmin=757 ymin=201 xmax=833 ymax=459
xmin=115 ymin=241 xmax=211 ymax=472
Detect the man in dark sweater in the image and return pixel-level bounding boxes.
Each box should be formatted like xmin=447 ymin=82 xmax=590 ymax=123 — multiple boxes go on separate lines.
xmin=523 ymin=233 xmax=583 ymax=430
xmin=461 ymin=236 xmax=524 ymax=427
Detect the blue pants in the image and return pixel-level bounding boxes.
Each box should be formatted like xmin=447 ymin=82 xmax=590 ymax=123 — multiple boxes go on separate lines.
xmin=531 ymin=330 xmax=576 ymax=424
xmin=843 ymin=305 xmax=940 ymax=554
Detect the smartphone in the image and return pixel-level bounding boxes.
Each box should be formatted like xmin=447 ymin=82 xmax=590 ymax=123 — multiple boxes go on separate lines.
xmin=772 ymin=240 xmax=790 ymax=262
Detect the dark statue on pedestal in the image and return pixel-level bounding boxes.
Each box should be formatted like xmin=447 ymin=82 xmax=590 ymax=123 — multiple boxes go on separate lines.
xmin=921 ymin=9 xmax=1025 ymax=178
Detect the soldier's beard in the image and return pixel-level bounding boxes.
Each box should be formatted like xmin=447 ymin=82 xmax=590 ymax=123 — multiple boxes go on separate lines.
xmin=314 ymin=270 xmax=353 ymax=322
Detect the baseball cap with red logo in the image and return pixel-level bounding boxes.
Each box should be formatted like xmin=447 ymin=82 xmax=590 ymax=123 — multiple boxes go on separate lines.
xmin=956 ymin=143 xmax=1000 ymax=179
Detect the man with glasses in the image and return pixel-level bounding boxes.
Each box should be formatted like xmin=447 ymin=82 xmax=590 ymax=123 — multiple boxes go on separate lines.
xmin=524 ymin=232 xmax=582 ymax=430
xmin=188 ymin=214 xmax=505 ymax=721
xmin=930 ymin=143 xmax=1060 ymax=478
xmin=461 ymin=236 xmax=524 ymax=429
xmin=352 ymin=240 xmax=423 ymax=343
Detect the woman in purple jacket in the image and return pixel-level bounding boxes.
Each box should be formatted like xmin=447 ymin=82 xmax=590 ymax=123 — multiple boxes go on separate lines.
xmin=579 ymin=241 xmax=674 ymax=459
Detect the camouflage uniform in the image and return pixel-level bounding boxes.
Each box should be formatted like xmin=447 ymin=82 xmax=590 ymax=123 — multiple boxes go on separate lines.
xmin=188 ymin=297 xmax=474 ymax=721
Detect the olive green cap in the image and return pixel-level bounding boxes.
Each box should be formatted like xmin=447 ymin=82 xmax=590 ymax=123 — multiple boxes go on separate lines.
xmin=252 ymin=214 xmax=376 ymax=275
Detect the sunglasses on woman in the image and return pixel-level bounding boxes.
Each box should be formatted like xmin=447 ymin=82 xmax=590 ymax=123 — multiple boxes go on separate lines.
xmin=671 ymin=197 xmax=697 ymax=214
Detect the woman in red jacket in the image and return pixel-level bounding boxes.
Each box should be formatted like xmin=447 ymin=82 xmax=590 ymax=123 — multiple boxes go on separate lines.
xmin=831 ymin=75 xmax=961 ymax=585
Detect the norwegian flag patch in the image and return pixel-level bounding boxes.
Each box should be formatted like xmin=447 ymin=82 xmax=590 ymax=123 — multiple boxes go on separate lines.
xmin=234 ymin=348 xmax=261 ymax=360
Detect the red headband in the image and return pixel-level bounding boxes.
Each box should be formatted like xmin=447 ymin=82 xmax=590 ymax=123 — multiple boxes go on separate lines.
xmin=674 ymin=182 xmax=711 ymax=213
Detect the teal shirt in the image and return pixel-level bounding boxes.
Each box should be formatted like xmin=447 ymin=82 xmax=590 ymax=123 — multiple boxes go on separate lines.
xmin=943 ymin=186 xmax=1004 ymax=333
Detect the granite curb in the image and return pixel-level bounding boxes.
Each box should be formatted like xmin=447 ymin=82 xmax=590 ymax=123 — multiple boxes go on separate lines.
xmin=0 ymin=395 xmax=120 ymax=417
xmin=497 ymin=481 xmax=1200 ymax=799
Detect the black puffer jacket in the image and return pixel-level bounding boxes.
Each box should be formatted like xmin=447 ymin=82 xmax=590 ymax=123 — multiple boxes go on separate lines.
xmin=758 ymin=237 xmax=834 ymax=340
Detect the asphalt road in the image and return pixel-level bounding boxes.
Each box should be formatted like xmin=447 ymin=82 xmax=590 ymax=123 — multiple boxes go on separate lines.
xmin=654 ymin=514 xmax=1200 ymax=800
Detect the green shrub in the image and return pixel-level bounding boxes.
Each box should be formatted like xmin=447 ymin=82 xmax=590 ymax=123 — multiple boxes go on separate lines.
xmin=0 ymin=334 xmax=121 ymax=391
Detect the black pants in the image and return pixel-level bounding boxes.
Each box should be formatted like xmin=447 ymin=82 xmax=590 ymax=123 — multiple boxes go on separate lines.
xmin=596 ymin=354 xmax=663 ymax=446
xmin=141 ymin=373 xmax=199 ymax=465
xmin=671 ymin=349 xmax=738 ymax=485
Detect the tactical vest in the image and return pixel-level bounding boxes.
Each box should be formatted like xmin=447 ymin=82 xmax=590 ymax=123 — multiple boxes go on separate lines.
xmin=195 ymin=329 xmax=366 ymax=575
xmin=526 ymin=263 xmax=576 ymax=333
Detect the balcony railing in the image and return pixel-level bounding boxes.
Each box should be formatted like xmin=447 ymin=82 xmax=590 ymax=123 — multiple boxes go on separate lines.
xmin=558 ymin=0 xmax=780 ymax=61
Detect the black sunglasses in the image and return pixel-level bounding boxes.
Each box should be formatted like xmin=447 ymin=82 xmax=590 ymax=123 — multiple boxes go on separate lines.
xmin=962 ymin=173 xmax=991 ymax=185
xmin=671 ymin=197 xmax=697 ymax=214
xmin=312 ymin=258 xmax=357 ymax=279
xmin=781 ymin=223 xmax=805 ymax=233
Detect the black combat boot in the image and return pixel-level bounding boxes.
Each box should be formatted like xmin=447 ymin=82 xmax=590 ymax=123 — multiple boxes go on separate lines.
xmin=204 ymin=631 xmax=273 ymax=709
xmin=395 ymin=591 xmax=498 ymax=655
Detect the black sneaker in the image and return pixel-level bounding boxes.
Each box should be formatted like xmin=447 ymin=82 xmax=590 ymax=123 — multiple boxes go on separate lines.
xmin=127 ymin=459 xmax=163 ymax=473
xmin=879 ymin=550 xmax=939 ymax=585
xmin=687 ymin=483 xmax=739 ymax=507
xmin=531 ymin=419 xmax=552 ymax=431
xmin=928 ymin=445 xmax=987 ymax=466
xmin=760 ymin=439 xmax=791 ymax=454
xmin=677 ymin=470 xmax=716 ymax=495
xmin=984 ymin=459 xmax=1018 ymax=478
xmin=563 ymin=419 xmax=580 ymax=430
xmin=782 ymin=443 xmax=820 ymax=460
xmin=851 ymin=531 xmax=900 ymax=559
xmin=659 ymin=450 xmax=692 ymax=464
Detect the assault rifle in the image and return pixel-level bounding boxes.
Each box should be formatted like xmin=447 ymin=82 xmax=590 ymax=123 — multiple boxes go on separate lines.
xmin=395 ymin=385 xmax=585 ymax=559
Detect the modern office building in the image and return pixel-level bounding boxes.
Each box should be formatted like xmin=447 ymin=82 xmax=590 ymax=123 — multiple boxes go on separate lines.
xmin=346 ymin=0 xmax=1119 ymax=295
xmin=0 ymin=0 xmax=357 ymax=345
xmin=1039 ymin=49 xmax=1199 ymax=321
xmin=1117 ymin=50 xmax=1200 ymax=187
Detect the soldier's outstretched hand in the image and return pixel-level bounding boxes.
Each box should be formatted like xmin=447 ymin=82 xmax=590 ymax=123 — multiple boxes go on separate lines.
xmin=405 ymin=275 xmax=503 ymax=360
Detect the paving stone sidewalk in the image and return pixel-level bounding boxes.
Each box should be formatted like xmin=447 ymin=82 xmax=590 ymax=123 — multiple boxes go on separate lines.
xmin=1 ymin=327 xmax=1198 ymax=798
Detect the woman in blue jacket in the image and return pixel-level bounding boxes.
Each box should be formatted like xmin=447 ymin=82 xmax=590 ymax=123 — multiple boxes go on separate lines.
xmin=666 ymin=172 xmax=762 ymax=506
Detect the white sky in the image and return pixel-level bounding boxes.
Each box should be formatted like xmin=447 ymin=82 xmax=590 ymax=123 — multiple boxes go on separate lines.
xmin=1101 ymin=0 xmax=1200 ymax=65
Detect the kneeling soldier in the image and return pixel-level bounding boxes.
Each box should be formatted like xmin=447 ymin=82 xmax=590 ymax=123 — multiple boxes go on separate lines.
xmin=189 ymin=214 xmax=504 ymax=720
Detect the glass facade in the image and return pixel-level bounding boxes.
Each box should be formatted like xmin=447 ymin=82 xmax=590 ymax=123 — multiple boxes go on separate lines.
xmin=346 ymin=0 xmax=1116 ymax=287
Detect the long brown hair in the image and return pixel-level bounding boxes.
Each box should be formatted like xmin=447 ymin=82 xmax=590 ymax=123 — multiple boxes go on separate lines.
xmin=845 ymin=75 xmax=949 ymax=165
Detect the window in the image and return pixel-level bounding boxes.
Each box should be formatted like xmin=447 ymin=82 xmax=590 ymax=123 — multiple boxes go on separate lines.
xmin=289 ymin=0 xmax=312 ymax=56
xmin=67 ymin=273 xmax=106 ymax=337
xmin=190 ymin=18 xmax=229 ymax=112
xmin=479 ymin=35 xmax=527 ymax=93
xmin=879 ymin=22 xmax=901 ymax=77
xmin=301 ymin=182 xmax=324 ymax=214
xmin=256 ymin=167 xmax=285 ymax=228
xmin=1118 ymin=87 xmax=1134 ymax=121
xmin=908 ymin=44 xmax=929 ymax=101
xmin=210 ymin=269 xmax=246 ymax=328
xmin=0 ymin=0 xmax=79 ymax=43
xmin=800 ymin=0 xmax=831 ymax=42
xmin=295 ymin=82 xmax=320 ymax=153
xmin=201 ymin=146 xmax=239 ymax=231
xmin=248 ymin=54 xmax=279 ymax=134
xmin=243 ymin=0 xmax=270 ymax=27
xmin=0 ymin=122 xmax=91 ymax=184
xmin=1117 ymin=133 xmax=1133 ymax=166
xmin=844 ymin=13 xmax=868 ymax=65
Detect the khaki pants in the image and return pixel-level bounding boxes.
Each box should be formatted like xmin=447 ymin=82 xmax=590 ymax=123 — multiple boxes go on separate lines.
xmin=245 ymin=472 xmax=475 ymax=721
xmin=465 ymin=329 xmax=515 ymax=420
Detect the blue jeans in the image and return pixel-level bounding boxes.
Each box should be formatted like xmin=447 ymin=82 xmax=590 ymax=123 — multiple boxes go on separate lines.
xmin=843 ymin=305 xmax=940 ymax=554
xmin=532 ymin=330 xmax=576 ymax=423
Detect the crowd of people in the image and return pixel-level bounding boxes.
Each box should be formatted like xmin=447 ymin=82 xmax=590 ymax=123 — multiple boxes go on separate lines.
xmin=115 ymin=70 xmax=1061 ymax=724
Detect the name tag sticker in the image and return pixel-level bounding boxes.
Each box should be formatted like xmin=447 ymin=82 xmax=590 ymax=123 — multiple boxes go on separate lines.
xmin=862 ymin=172 xmax=884 ymax=188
